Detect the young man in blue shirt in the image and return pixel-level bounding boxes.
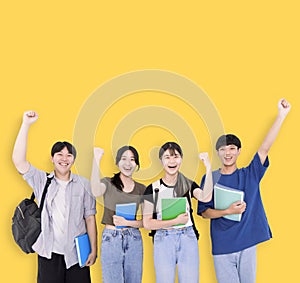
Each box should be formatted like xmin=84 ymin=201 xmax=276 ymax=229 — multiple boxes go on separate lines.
xmin=197 ymin=98 xmax=291 ymax=283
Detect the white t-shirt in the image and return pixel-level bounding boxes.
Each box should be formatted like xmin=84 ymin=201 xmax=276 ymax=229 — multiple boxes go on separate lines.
xmin=154 ymin=180 xmax=193 ymax=229
xmin=52 ymin=179 xmax=69 ymax=254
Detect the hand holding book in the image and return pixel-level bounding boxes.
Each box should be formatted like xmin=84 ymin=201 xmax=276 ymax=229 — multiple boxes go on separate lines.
xmin=75 ymin=233 xmax=91 ymax=267
xmin=214 ymin=184 xmax=245 ymax=221
xmin=174 ymin=212 xmax=189 ymax=226
xmin=226 ymin=201 xmax=246 ymax=215
xmin=115 ymin=203 xmax=137 ymax=229
xmin=161 ymin=198 xmax=188 ymax=226
xmin=113 ymin=215 xmax=130 ymax=228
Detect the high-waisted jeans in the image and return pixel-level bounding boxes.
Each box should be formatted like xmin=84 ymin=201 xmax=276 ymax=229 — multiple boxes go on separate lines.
xmin=154 ymin=226 xmax=199 ymax=283
xmin=100 ymin=228 xmax=143 ymax=283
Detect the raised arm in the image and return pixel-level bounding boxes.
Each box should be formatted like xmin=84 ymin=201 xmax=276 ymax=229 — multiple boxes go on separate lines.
xmin=90 ymin=147 xmax=107 ymax=197
xmin=258 ymin=98 xmax=291 ymax=164
xmin=193 ymin=152 xmax=213 ymax=202
xmin=12 ymin=111 xmax=39 ymax=174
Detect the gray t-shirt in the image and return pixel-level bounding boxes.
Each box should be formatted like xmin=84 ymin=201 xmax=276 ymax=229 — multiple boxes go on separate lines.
xmin=101 ymin=177 xmax=146 ymax=225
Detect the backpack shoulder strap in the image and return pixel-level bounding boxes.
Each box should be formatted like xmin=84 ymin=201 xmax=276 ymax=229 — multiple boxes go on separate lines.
xmin=152 ymin=180 xmax=160 ymax=215
xmin=184 ymin=189 xmax=200 ymax=240
xmin=148 ymin=180 xmax=160 ymax=239
xmin=39 ymin=173 xmax=53 ymax=211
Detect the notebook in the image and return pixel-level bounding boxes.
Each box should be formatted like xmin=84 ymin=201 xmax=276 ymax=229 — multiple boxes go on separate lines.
xmin=75 ymin=233 xmax=91 ymax=267
xmin=214 ymin=183 xmax=244 ymax=221
xmin=161 ymin=197 xmax=187 ymax=226
xmin=115 ymin=202 xmax=137 ymax=229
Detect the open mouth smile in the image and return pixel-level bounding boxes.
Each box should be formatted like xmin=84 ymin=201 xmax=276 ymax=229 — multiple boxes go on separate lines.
xmin=58 ymin=162 xmax=69 ymax=166
xmin=168 ymin=165 xmax=177 ymax=169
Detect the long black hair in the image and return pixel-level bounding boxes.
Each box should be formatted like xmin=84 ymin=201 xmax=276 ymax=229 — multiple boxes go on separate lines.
xmin=111 ymin=145 xmax=140 ymax=191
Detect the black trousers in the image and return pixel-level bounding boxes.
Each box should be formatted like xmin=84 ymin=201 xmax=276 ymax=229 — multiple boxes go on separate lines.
xmin=37 ymin=253 xmax=91 ymax=283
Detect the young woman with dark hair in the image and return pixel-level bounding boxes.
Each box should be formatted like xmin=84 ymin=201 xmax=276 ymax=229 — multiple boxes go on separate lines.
xmin=90 ymin=145 xmax=145 ymax=283
xmin=143 ymin=141 xmax=213 ymax=283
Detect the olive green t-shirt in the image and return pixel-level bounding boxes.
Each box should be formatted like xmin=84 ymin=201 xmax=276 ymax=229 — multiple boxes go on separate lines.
xmin=100 ymin=177 xmax=146 ymax=226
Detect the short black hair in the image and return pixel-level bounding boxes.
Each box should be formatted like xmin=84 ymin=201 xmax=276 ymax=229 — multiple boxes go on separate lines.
xmin=215 ymin=134 xmax=241 ymax=150
xmin=159 ymin=142 xmax=183 ymax=159
xmin=51 ymin=141 xmax=77 ymax=159
xmin=115 ymin=145 xmax=140 ymax=170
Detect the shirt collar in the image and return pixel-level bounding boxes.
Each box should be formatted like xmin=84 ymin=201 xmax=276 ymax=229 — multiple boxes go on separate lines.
xmin=48 ymin=171 xmax=78 ymax=182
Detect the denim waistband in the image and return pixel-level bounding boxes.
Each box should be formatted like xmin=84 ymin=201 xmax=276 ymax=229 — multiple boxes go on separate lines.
xmin=156 ymin=225 xmax=194 ymax=236
xmin=103 ymin=227 xmax=140 ymax=236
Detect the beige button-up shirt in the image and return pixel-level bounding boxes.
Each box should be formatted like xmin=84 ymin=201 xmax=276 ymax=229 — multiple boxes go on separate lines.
xmin=23 ymin=165 xmax=96 ymax=269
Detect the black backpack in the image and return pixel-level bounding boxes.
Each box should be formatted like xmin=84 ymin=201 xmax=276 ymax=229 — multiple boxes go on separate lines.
xmin=12 ymin=174 xmax=53 ymax=253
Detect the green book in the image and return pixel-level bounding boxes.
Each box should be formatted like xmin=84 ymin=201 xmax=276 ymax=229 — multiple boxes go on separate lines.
xmin=161 ymin=197 xmax=187 ymax=225
xmin=214 ymin=184 xmax=244 ymax=222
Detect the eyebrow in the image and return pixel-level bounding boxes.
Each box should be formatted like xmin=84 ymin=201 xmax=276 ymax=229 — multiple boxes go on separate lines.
xmin=121 ymin=154 xmax=134 ymax=158
xmin=219 ymin=145 xmax=237 ymax=149
xmin=163 ymin=153 xmax=180 ymax=157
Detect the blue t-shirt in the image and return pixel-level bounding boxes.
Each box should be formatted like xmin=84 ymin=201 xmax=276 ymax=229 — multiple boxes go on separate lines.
xmin=197 ymin=153 xmax=272 ymax=255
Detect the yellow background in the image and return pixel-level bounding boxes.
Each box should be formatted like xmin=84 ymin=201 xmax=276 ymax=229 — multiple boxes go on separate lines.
xmin=1 ymin=1 xmax=299 ymax=282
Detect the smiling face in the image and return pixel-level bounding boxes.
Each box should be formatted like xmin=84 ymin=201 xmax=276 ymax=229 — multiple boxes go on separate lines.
xmin=51 ymin=147 xmax=75 ymax=179
xmin=217 ymin=144 xmax=240 ymax=170
xmin=161 ymin=149 xmax=182 ymax=176
xmin=117 ymin=150 xmax=137 ymax=178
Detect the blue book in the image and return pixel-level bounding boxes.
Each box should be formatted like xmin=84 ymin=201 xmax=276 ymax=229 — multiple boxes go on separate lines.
xmin=214 ymin=183 xmax=244 ymax=222
xmin=75 ymin=233 xmax=91 ymax=267
xmin=115 ymin=202 xmax=137 ymax=229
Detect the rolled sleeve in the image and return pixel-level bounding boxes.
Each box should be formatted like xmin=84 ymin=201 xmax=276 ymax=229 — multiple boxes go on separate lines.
xmin=82 ymin=179 xmax=96 ymax=218
xmin=84 ymin=195 xmax=96 ymax=218
xmin=197 ymin=199 xmax=214 ymax=215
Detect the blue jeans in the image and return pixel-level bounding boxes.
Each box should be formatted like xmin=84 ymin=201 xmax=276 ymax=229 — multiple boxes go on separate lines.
xmin=154 ymin=226 xmax=199 ymax=283
xmin=213 ymin=245 xmax=257 ymax=283
xmin=100 ymin=228 xmax=143 ymax=283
